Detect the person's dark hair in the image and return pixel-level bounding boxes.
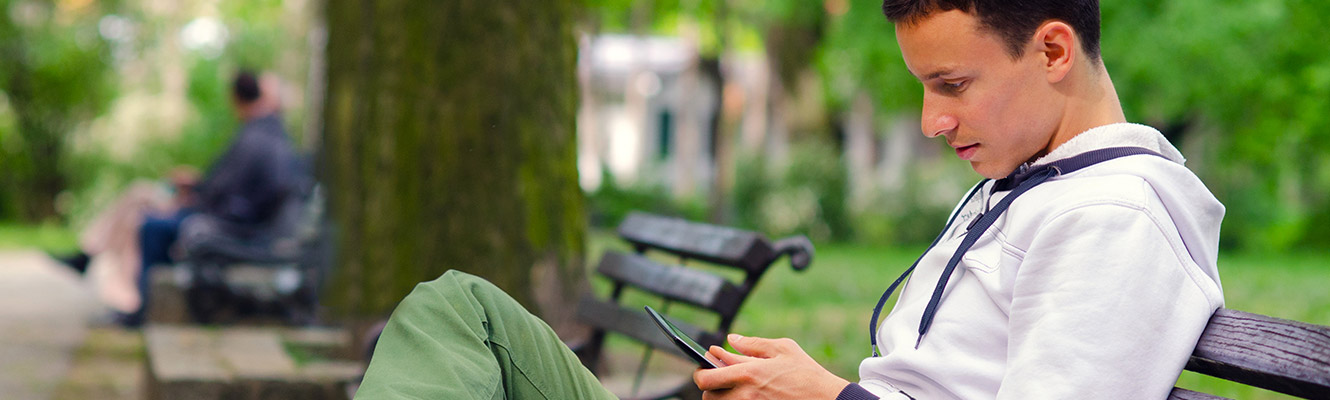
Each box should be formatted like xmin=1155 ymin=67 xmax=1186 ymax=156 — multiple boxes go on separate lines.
xmin=232 ymin=70 xmax=262 ymax=104
xmin=882 ymin=0 xmax=1100 ymax=62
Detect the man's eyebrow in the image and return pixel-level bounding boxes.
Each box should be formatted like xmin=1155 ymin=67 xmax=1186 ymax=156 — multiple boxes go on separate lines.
xmin=920 ymin=69 xmax=955 ymax=81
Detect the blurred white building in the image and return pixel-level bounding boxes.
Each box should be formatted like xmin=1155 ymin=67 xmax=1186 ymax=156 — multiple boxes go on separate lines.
xmin=577 ymin=33 xmax=946 ymax=204
xmin=579 ymin=34 xmax=711 ymax=196
xmin=578 ymin=34 xmax=784 ymax=198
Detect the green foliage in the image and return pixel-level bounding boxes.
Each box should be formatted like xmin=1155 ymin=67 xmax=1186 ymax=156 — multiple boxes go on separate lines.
xmin=587 ymin=170 xmax=708 ymax=228
xmin=0 ymin=0 xmax=118 ymax=221
xmin=731 ymin=150 xmax=773 ymax=233
xmin=1097 ymin=0 xmax=1330 ymax=251
xmin=817 ymin=0 xmax=919 ymax=112
xmin=732 ymin=141 xmax=852 ymax=241
xmin=585 ymin=0 xmax=821 ymax=55
xmin=852 ymin=177 xmax=962 ymax=246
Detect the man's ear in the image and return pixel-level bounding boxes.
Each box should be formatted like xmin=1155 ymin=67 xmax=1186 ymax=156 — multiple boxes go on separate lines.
xmin=1033 ymin=21 xmax=1076 ymax=83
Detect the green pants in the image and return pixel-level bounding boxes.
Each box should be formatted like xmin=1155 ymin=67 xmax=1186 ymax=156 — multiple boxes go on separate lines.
xmin=356 ymin=270 xmax=617 ymax=400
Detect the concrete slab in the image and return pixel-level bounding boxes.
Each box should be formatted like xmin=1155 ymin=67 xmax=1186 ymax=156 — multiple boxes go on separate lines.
xmin=144 ymin=325 xmax=361 ymax=400
xmin=0 ymin=250 xmax=101 ymax=400
xmin=217 ymin=328 xmax=297 ymax=378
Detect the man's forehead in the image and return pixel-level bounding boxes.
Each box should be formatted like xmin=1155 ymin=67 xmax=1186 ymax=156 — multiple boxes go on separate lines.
xmin=894 ymin=10 xmax=1002 ymax=79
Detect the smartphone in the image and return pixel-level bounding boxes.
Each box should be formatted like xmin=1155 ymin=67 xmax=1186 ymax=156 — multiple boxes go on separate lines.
xmin=644 ymin=305 xmax=723 ymax=369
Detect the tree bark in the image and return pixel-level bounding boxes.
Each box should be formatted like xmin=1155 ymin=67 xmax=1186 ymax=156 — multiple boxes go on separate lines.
xmin=320 ymin=0 xmax=588 ymax=335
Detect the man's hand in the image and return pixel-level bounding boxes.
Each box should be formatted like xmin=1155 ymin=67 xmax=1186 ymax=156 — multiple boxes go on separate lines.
xmin=693 ymin=334 xmax=850 ymax=400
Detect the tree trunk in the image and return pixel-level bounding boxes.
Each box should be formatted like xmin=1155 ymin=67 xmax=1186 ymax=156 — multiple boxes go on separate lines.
xmin=705 ymin=0 xmax=734 ymax=224
xmin=320 ymin=0 xmax=588 ymax=335
xmin=5 ymin=58 xmax=68 ymax=221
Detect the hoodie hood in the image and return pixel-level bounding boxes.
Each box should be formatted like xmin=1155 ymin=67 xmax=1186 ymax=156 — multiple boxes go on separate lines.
xmin=1043 ymin=122 xmax=1225 ymax=295
xmin=1035 ymin=122 xmax=1187 ymax=166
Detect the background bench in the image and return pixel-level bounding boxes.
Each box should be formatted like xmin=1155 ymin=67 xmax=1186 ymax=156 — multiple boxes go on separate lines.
xmin=151 ymin=185 xmax=331 ymax=326
xmin=1170 ymin=308 xmax=1330 ymax=399
xmin=573 ymin=212 xmax=814 ymax=400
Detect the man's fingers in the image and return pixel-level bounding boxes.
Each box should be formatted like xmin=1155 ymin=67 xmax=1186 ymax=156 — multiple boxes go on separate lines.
xmin=693 ymin=364 xmax=739 ymax=391
xmin=708 ymin=345 xmax=757 ymax=365
xmin=694 ymin=345 xmax=763 ymax=392
xmin=701 ymin=388 xmax=731 ymax=400
xmin=727 ymin=333 xmax=796 ymax=359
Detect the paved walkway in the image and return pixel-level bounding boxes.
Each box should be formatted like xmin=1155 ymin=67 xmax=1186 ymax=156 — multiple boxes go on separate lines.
xmin=0 ymin=251 xmax=102 ymax=400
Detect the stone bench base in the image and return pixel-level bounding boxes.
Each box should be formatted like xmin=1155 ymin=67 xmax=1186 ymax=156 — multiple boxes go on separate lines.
xmin=144 ymin=325 xmax=361 ymax=400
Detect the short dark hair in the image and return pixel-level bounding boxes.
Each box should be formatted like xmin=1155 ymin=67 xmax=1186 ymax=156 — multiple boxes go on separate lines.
xmin=882 ymin=0 xmax=1101 ymax=61
xmin=232 ymin=70 xmax=262 ymax=104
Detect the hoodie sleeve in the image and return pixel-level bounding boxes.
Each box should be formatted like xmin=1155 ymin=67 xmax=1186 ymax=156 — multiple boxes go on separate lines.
xmin=836 ymin=383 xmax=879 ymax=400
xmin=996 ymin=191 xmax=1219 ymax=399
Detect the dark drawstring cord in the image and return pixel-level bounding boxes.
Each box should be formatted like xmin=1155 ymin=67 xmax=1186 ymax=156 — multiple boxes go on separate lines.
xmin=868 ymin=181 xmax=988 ymax=357
xmin=915 ymin=166 xmax=1059 ymax=347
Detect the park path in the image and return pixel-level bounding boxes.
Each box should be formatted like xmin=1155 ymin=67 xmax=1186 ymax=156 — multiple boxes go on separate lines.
xmin=0 ymin=250 xmax=101 ymax=400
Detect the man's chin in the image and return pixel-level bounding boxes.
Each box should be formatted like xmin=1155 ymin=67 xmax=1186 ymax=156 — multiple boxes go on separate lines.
xmin=971 ymin=162 xmax=1013 ymax=180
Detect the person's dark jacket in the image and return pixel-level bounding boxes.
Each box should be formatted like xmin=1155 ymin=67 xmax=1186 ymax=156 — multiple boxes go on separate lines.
xmin=196 ymin=114 xmax=305 ymax=227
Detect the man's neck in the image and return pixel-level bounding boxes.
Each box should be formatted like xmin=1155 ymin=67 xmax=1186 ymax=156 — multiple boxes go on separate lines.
xmin=1050 ymin=62 xmax=1127 ymax=151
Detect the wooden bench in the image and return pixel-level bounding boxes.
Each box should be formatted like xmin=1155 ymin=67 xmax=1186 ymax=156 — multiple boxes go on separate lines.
xmin=573 ymin=212 xmax=814 ymax=400
xmin=1170 ymin=308 xmax=1330 ymax=399
xmin=165 ymin=185 xmax=331 ymax=325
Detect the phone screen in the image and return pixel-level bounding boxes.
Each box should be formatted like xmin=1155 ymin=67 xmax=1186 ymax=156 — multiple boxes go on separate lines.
xmin=644 ymin=306 xmax=722 ymax=368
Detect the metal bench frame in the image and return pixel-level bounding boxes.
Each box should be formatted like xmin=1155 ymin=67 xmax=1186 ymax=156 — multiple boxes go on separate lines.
xmin=572 ymin=212 xmax=813 ymax=400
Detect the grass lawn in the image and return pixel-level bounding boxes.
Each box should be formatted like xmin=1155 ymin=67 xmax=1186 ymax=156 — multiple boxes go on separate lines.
xmin=588 ymin=230 xmax=1329 ymax=399
xmin=0 ymin=223 xmax=78 ymax=252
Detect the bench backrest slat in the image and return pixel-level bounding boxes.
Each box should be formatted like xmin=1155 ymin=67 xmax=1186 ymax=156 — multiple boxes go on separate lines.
xmin=1182 ymin=308 xmax=1330 ymax=398
xmin=616 ymin=212 xmax=776 ymax=273
xmin=595 ymin=251 xmax=742 ymax=316
xmin=1166 ymin=387 xmax=1228 ymax=400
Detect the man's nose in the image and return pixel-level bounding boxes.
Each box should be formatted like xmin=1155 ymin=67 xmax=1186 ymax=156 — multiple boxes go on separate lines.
xmin=921 ymin=97 xmax=957 ymax=138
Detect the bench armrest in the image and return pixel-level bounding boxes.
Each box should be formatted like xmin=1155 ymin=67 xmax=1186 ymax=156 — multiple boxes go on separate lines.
xmin=772 ymin=235 xmax=814 ymax=271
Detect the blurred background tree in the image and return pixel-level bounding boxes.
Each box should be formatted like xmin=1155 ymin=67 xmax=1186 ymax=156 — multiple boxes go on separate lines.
xmin=319 ymin=0 xmax=589 ymax=334
xmin=0 ymin=0 xmax=118 ymax=222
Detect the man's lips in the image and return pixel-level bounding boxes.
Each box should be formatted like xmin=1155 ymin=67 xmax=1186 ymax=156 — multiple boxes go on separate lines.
xmin=954 ymin=143 xmax=979 ymax=161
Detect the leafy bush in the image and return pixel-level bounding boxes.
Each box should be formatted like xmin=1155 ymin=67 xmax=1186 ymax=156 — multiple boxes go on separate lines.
xmin=850 ymin=172 xmax=962 ymax=246
xmin=732 ymin=141 xmax=853 ymax=242
xmin=586 ymin=169 xmax=707 ymax=229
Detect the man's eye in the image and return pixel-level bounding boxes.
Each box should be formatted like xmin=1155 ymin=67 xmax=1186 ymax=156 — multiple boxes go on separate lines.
xmin=941 ymin=80 xmax=967 ymax=93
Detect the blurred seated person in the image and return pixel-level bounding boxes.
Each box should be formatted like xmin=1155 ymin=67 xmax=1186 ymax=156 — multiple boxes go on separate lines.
xmin=58 ymin=70 xmax=307 ymax=327
xmin=53 ymin=167 xmax=198 ymax=315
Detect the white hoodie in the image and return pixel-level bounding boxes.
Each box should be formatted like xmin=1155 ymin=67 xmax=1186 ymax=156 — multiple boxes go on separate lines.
xmin=857 ymin=123 xmax=1225 ymax=399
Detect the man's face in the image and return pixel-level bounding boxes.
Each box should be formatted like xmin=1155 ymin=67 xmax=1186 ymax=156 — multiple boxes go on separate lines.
xmin=896 ymin=10 xmax=1062 ymax=179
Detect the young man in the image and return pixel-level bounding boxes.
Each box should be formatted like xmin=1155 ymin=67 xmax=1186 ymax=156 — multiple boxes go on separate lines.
xmin=693 ymin=1 xmax=1224 ymax=398
xmin=356 ymin=0 xmax=1224 ymax=398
